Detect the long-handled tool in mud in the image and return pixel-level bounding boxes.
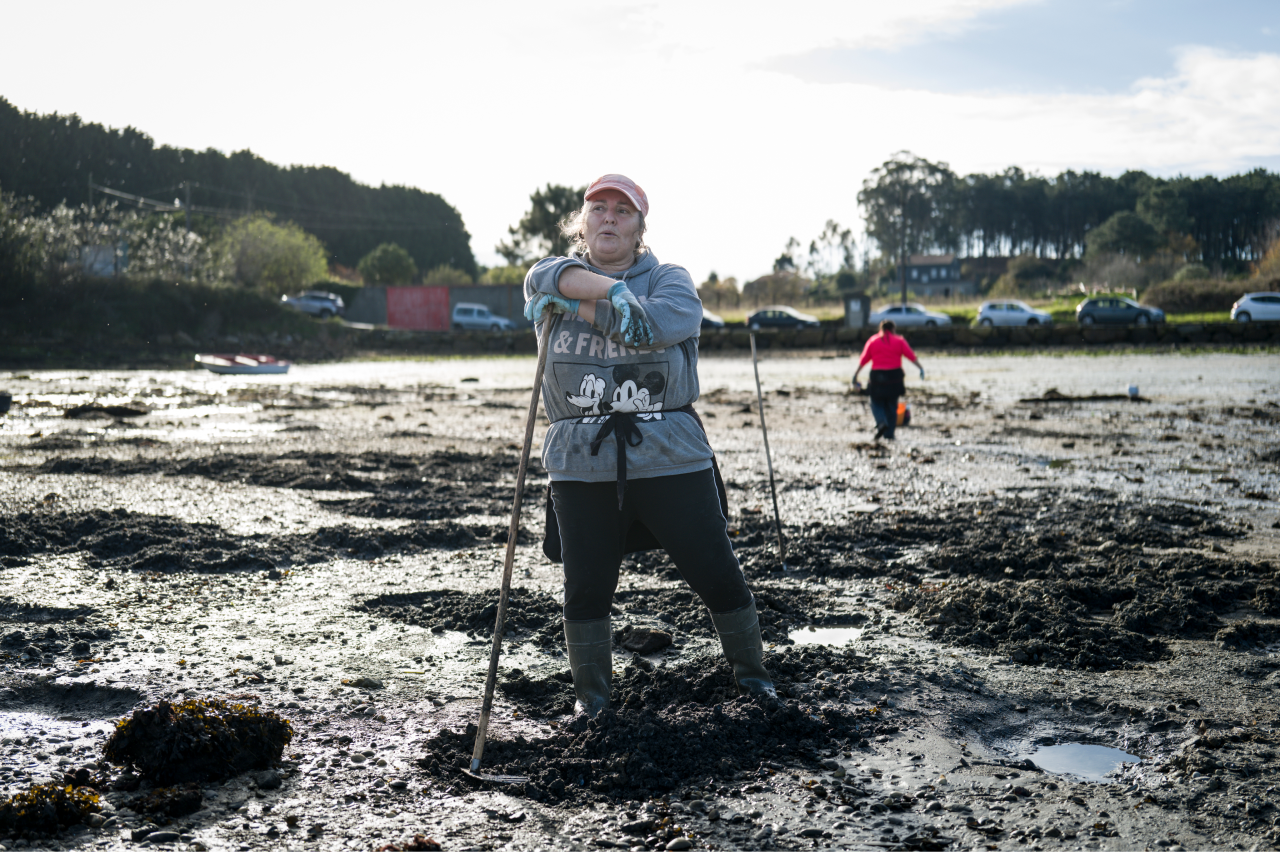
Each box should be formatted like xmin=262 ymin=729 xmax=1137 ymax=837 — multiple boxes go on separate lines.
xmin=464 ymin=319 xmax=553 ymax=786
xmin=749 ymin=333 xmax=787 ymax=570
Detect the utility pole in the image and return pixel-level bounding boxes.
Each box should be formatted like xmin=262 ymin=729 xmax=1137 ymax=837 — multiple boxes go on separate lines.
xmin=183 ymin=181 xmax=193 ymax=279
xmin=900 ymin=183 xmax=909 ymax=306
xmin=88 ymin=173 xmax=93 ymax=209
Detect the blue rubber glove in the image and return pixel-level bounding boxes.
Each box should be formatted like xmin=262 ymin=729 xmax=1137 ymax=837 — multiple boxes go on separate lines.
xmin=918 ymin=365 xmax=926 ymax=380
xmin=524 ymin=292 xmax=580 ymax=322
xmin=606 ymin=281 xmax=654 ymax=347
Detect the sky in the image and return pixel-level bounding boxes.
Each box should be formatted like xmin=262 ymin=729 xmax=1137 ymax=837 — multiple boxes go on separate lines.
xmin=3 ymin=0 xmax=1279 ymax=284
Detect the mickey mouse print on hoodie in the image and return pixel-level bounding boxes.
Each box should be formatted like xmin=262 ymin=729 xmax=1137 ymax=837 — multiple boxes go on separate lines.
xmin=525 ymin=249 xmax=713 ymax=483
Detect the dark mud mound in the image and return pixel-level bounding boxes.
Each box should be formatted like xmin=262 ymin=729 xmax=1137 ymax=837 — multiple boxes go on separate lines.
xmin=425 ymin=646 xmax=886 ymax=802
xmin=1 ymin=509 xmax=279 ymax=573
xmin=103 ymin=698 xmax=293 ymax=785
xmin=377 ymin=835 xmax=443 ymax=852
xmin=0 ymin=782 xmax=101 ymax=839
xmin=0 ymin=508 xmax=520 ymax=574
xmin=296 ymin=520 xmax=526 ymax=559
xmin=893 ymin=544 xmax=1277 ymax=669
xmin=897 ymin=581 xmax=1167 ymax=670
xmin=1214 ymin=619 xmax=1280 ymax=650
xmin=728 ymin=492 xmax=1240 ymax=580
xmin=357 ymin=588 xmax=563 ymax=639
xmin=498 ymin=668 xmax=575 ymax=716
xmin=35 ymin=449 xmax=546 ymax=522
xmin=613 ymin=586 xmax=865 ymax=643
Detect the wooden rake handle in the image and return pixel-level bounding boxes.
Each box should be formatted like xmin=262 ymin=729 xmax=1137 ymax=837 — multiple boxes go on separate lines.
xmin=471 ymin=318 xmax=553 ymax=772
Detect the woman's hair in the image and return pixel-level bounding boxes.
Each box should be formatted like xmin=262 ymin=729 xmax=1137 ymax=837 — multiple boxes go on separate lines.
xmin=880 ymin=319 xmax=896 ymax=333
xmin=559 ymin=203 xmax=648 ymax=258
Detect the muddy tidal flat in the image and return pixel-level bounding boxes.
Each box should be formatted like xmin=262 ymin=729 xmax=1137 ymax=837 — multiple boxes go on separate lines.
xmin=1 ymin=351 xmax=1278 ymax=852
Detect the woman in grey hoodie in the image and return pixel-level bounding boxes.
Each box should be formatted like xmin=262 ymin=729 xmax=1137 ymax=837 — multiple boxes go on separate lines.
xmin=524 ymin=174 xmax=776 ymax=716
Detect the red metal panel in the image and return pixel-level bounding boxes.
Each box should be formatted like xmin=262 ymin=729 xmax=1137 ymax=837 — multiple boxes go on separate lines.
xmin=386 ymin=286 xmax=450 ymax=330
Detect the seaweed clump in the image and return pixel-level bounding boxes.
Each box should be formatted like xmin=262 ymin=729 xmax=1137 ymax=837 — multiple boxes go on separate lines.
xmin=103 ymin=698 xmax=293 ymax=784
xmin=0 ymin=783 xmax=101 ymax=838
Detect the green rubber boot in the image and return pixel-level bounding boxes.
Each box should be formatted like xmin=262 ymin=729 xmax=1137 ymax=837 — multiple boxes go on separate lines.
xmin=711 ymin=598 xmax=778 ymax=699
xmin=564 ymin=617 xmax=612 ymax=717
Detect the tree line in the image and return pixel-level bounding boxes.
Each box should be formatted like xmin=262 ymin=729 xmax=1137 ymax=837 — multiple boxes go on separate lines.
xmin=859 ymin=152 xmax=1280 ymax=274
xmin=0 ymin=97 xmax=477 ymax=277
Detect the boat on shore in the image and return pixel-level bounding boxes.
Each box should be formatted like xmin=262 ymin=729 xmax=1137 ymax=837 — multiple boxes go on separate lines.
xmin=194 ymin=354 xmax=292 ymax=375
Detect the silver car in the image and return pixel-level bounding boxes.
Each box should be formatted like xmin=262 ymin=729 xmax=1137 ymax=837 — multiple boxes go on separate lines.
xmin=281 ymin=290 xmax=344 ymax=319
xmin=867 ymin=303 xmax=952 ymax=328
xmin=451 ymin=302 xmax=516 ymax=331
xmin=1231 ymin=292 xmax=1280 ymax=322
xmin=975 ymin=300 xmax=1053 ymax=327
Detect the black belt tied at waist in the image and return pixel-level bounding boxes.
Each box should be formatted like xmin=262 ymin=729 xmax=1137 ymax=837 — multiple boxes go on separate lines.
xmin=589 ymin=411 xmax=643 ymax=509
xmin=583 ymin=402 xmax=696 ymax=510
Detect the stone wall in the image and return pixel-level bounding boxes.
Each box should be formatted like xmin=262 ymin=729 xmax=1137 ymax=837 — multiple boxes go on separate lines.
xmin=695 ymin=321 xmax=1280 ymax=351
xmin=335 ymin=321 xmax=1279 ymax=357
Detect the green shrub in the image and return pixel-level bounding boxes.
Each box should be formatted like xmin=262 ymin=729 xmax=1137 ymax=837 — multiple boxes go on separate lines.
xmin=422 ymin=264 xmax=473 ymax=287
xmin=1141 ymin=278 xmax=1250 ymax=313
xmin=1173 ymin=263 xmax=1210 ymax=282
xmin=358 ymin=242 xmax=418 ymax=285
xmin=478 ymin=264 xmax=529 ymax=285
xmin=213 ymin=215 xmax=328 ymax=296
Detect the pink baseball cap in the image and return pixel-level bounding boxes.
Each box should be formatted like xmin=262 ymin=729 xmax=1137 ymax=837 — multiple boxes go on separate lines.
xmin=584 ymin=174 xmax=649 ymax=217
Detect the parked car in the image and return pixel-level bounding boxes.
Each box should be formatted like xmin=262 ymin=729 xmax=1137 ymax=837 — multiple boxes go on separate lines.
xmin=867 ymin=303 xmax=952 ymax=328
xmin=701 ymin=307 xmax=725 ymax=329
xmin=975 ymin=300 xmax=1054 ymax=327
xmin=1075 ymin=297 xmax=1164 ymax=326
xmin=746 ymin=305 xmax=820 ymax=330
xmin=1231 ymin=292 xmax=1280 ymax=322
xmin=451 ymin=302 xmax=516 ymax=331
xmin=281 ymin=290 xmax=344 ymax=319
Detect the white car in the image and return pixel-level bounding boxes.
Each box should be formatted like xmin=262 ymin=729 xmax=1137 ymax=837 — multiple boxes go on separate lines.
xmin=1231 ymin=292 xmax=1280 ymax=322
xmin=867 ymin=303 xmax=952 ymax=328
xmin=281 ymin=290 xmax=344 ymax=319
xmin=975 ymin=300 xmax=1054 ymax=327
xmin=451 ymin=302 xmax=516 ymax=331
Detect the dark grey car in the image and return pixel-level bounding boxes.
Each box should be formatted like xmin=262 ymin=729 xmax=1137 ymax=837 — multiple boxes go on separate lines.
xmin=1075 ymin=297 xmax=1165 ymax=326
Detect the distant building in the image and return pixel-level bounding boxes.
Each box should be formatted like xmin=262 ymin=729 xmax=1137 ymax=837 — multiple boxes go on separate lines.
xmin=903 ymin=253 xmax=978 ymax=298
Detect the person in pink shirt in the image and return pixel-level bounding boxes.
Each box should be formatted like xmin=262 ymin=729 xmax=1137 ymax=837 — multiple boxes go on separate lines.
xmin=851 ymin=319 xmax=925 ymax=441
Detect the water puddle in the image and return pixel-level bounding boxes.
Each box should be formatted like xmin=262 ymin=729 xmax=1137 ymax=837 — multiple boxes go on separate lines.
xmin=788 ymin=626 xmax=864 ymax=647
xmin=1046 ymin=459 xmax=1074 ymax=470
xmin=1031 ymin=743 xmax=1139 ymax=782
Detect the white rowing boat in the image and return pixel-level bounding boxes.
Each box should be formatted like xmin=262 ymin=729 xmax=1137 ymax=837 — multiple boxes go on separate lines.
xmin=194 ymin=353 xmax=292 ymax=375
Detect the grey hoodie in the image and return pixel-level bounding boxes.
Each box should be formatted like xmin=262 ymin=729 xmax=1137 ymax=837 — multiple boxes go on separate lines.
xmin=524 ymin=250 xmax=711 ymax=482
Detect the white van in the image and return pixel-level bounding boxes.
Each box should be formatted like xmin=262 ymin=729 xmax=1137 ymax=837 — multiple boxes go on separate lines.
xmin=451 ymin=302 xmax=516 ymax=331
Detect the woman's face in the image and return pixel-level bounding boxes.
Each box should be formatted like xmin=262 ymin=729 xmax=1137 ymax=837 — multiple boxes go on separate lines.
xmin=584 ymin=190 xmax=642 ymax=266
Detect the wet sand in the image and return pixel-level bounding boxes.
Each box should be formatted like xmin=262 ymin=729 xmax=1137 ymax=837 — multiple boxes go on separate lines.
xmin=1 ymin=351 xmax=1278 ymax=851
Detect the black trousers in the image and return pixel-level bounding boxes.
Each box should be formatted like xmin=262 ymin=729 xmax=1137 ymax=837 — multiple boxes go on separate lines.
xmin=869 ymin=394 xmax=900 ymax=439
xmin=551 ymin=468 xmax=753 ymax=621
